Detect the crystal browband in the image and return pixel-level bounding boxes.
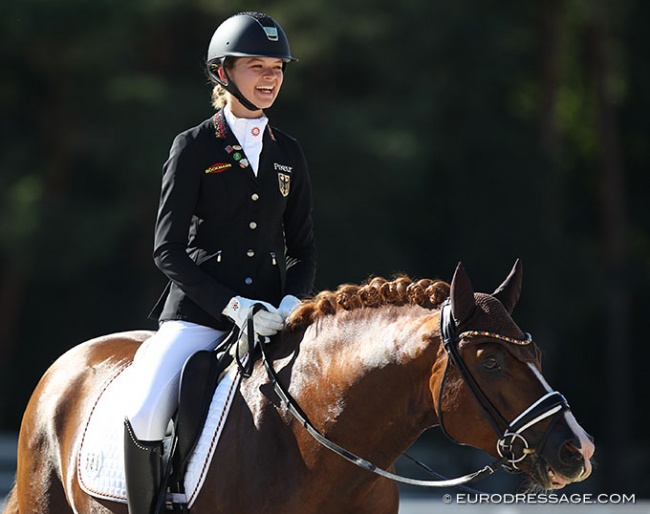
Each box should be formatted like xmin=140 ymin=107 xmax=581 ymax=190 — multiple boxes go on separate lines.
xmin=458 ymin=330 xmax=533 ymax=346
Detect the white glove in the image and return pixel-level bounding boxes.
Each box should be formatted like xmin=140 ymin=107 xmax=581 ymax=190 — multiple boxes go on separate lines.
xmin=278 ymin=295 xmax=301 ymax=320
xmin=222 ymin=296 xmax=284 ymax=337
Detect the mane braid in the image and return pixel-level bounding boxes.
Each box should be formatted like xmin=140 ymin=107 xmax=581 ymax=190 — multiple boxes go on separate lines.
xmin=285 ymin=275 xmax=450 ymax=331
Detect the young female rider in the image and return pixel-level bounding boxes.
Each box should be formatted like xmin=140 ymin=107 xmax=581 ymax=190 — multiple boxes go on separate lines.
xmin=123 ymin=12 xmax=317 ymax=514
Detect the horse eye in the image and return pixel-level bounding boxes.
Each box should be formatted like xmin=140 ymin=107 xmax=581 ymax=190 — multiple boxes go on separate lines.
xmin=483 ymin=357 xmax=500 ymax=371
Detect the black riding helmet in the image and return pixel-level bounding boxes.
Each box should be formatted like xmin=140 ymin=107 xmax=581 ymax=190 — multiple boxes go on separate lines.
xmin=207 ymin=12 xmax=297 ymax=112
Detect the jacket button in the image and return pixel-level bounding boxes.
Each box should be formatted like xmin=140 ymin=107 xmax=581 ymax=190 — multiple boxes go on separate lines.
xmin=246 ymin=249 xmax=255 ymax=257
xmin=249 ymin=221 xmax=257 ymax=230
xmin=245 ymin=277 xmax=253 ymax=285
xmin=251 ymin=193 xmax=259 ymax=201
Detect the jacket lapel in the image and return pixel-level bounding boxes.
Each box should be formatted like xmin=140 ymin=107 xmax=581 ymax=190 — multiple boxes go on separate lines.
xmin=213 ymin=110 xmax=256 ymax=180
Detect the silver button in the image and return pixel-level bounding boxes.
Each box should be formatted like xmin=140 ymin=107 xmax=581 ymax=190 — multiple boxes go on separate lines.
xmin=245 ymin=277 xmax=253 ymax=285
xmin=251 ymin=193 xmax=259 ymax=201
xmin=249 ymin=221 xmax=257 ymax=230
xmin=246 ymin=249 xmax=255 ymax=257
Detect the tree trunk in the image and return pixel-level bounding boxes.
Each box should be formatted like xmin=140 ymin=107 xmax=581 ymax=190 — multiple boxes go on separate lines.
xmin=585 ymin=9 xmax=631 ymax=492
xmin=536 ymin=0 xmax=564 ymax=378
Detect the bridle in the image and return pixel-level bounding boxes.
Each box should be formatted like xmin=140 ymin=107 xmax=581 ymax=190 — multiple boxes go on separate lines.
xmin=241 ymin=301 xmax=569 ymax=487
xmin=438 ymin=300 xmax=570 ymax=472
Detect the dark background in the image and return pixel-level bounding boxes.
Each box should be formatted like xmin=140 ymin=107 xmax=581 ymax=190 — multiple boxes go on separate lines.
xmin=1 ymin=0 xmax=648 ymax=500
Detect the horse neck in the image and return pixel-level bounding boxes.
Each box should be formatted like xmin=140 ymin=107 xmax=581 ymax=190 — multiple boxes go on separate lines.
xmin=290 ymin=306 xmax=442 ymax=466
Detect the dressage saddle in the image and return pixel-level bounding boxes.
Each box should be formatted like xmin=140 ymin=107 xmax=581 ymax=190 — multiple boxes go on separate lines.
xmin=162 ymin=345 xmax=234 ymax=512
xmin=161 ymin=311 xmax=264 ymax=512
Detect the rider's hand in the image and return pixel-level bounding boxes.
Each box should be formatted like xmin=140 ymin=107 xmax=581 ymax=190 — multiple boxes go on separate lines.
xmin=278 ymin=295 xmax=301 ymax=320
xmin=222 ymin=296 xmax=284 ymax=337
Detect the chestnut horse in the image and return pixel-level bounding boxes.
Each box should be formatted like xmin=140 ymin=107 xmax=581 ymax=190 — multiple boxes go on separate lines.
xmin=4 ymin=261 xmax=594 ymax=513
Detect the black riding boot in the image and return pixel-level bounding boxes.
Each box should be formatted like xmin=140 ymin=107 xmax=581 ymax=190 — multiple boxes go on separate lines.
xmin=124 ymin=419 xmax=164 ymax=514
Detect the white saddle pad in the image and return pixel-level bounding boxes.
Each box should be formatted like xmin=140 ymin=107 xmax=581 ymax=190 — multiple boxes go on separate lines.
xmin=78 ymin=362 xmax=241 ymax=508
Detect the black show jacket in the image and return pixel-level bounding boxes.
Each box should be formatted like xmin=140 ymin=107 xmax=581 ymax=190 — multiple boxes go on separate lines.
xmin=149 ymin=111 xmax=317 ymax=330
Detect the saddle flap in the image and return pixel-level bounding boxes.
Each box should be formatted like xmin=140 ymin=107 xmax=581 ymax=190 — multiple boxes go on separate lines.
xmin=173 ymin=350 xmax=233 ymax=476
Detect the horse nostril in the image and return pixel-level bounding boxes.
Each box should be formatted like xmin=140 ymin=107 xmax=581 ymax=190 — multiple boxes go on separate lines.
xmin=559 ymin=440 xmax=583 ymax=466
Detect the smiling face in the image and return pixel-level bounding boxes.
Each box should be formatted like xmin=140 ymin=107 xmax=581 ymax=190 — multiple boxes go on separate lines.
xmin=221 ymin=57 xmax=284 ymax=117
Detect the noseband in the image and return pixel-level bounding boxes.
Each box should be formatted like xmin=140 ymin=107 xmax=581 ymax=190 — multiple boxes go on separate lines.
xmin=438 ymin=300 xmax=570 ymax=471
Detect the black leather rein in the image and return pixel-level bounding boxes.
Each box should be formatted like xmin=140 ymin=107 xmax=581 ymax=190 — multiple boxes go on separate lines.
xmin=246 ymin=303 xmax=506 ymax=488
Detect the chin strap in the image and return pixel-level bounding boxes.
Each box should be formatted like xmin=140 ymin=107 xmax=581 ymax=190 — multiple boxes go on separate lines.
xmin=208 ymin=59 xmax=261 ymax=112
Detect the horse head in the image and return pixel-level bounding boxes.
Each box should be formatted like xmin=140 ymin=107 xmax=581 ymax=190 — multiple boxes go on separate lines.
xmin=430 ymin=260 xmax=595 ymax=489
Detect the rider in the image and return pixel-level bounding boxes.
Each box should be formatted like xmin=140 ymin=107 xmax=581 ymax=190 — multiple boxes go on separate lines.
xmin=123 ymin=12 xmax=316 ymax=514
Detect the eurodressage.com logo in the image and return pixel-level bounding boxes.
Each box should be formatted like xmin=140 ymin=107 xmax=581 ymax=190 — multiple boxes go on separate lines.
xmin=443 ymin=493 xmax=636 ymax=505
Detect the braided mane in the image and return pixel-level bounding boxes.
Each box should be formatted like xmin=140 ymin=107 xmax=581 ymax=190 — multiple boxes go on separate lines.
xmin=286 ymin=276 xmax=450 ymax=331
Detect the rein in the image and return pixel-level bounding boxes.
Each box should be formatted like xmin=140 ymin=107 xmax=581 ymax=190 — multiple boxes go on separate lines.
xmin=243 ymin=304 xmax=505 ymax=488
xmin=239 ymin=300 xmax=570 ymax=487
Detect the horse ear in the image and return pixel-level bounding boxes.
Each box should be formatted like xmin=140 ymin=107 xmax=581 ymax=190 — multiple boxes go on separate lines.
xmin=450 ymin=262 xmax=476 ymax=324
xmin=492 ymin=259 xmax=523 ymax=314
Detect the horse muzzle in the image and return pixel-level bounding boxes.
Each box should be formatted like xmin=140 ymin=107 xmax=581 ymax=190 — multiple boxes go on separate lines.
xmin=495 ymin=391 xmax=595 ymax=490
xmin=529 ymin=423 xmax=595 ymax=489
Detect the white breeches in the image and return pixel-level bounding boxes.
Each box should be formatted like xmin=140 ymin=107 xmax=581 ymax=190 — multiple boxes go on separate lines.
xmin=124 ymin=320 xmax=228 ymax=441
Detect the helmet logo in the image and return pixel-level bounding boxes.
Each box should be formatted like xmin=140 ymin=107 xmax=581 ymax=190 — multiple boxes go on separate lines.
xmin=263 ymin=26 xmax=279 ymax=41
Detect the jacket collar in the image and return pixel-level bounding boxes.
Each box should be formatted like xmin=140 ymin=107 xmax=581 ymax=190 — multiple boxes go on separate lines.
xmin=213 ymin=109 xmax=276 ymax=142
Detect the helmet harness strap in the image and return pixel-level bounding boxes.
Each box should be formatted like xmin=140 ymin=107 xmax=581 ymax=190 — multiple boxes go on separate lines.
xmin=210 ymin=57 xmax=261 ymax=113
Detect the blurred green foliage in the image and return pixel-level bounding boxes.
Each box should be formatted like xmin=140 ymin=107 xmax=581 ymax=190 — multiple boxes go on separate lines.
xmin=1 ymin=0 xmax=648 ymax=496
